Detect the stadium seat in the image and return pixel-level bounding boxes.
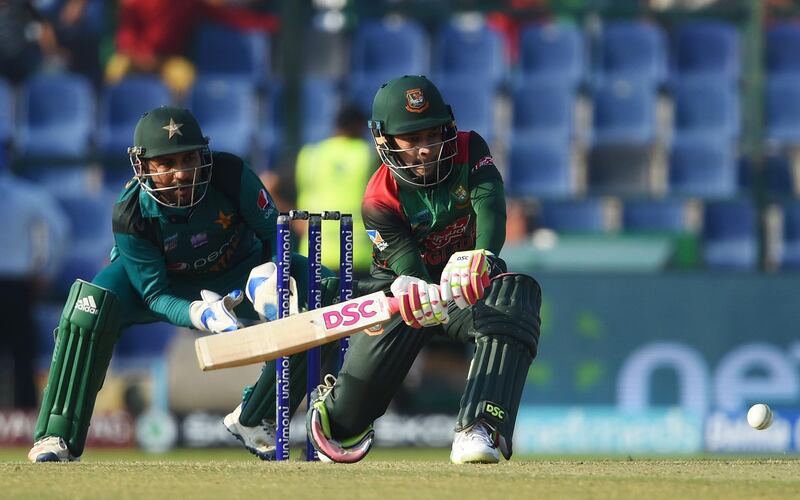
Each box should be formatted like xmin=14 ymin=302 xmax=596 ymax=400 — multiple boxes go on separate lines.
xmin=668 ymin=138 xmax=737 ymax=197
xmin=17 ymin=164 xmax=102 ymax=197
xmin=16 ymin=72 xmax=94 ymax=162
xmin=596 ymin=21 xmax=667 ymax=87
xmin=33 ymin=302 xmax=63 ymax=368
xmin=259 ymin=77 xmax=340 ymax=162
xmin=518 ymin=22 xmax=584 ymax=88
xmin=702 ymin=199 xmax=758 ymax=270
xmin=587 ymin=144 xmax=654 ymax=197
xmin=98 ymin=76 xmax=172 ymax=161
xmin=511 ymin=80 xmax=574 ymax=142
xmin=433 ymin=16 xmax=506 ymax=88
xmin=53 ymin=190 xmax=116 ymax=296
xmin=114 ymin=322 xmax=177 ymax=365
xmin=779 ymin=201 xmax=800 ymax=268
xmin=622 ymin=199 xmax=688 ymax=232
xmin=591 ymin=78 xmax=656 ymax=146
xmin=766 ymin=23 xmax=800 ymax=78
xmin=188 ymin=77 xmax=256 ymax=158
xmin=350 ymin=18 xmax=429 ymax=92
xmin=0 ymin=77 xmax=11 ymax=171
xmin=765 ymin=76 xmax=800 ymax=145
xmin=437 ymin=81 xmax=495 ymax=141
xmin=193 ymin=23 xmax=270 ymax=88
xmin=672 ymin=77 xmax=740 ymax=141
xmin=537 ymin=198 xmax=605 ymax=233
xmin=764 ymin=154 xmax=795 ymax=198
xmin=506 ymin=137 xmax=573 ymax=198
xmin=673 ymin=21 xmax=740 ymax=81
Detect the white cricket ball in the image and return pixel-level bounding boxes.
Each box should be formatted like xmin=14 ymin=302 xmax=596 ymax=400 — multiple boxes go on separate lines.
xmin=747 ymin=403 xmax=773 ymax=430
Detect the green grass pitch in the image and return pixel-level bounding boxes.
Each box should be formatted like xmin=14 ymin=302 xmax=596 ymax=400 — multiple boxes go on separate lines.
xmin=0 ymin=448 xmax=798 ymax=499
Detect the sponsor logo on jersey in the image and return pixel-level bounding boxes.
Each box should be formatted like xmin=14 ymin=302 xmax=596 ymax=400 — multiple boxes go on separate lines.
xmin=190 ymin=232 xmax=208 ymax=248
xmin=163 ymin=234 xmax=178 ymax=252
xmin=257 ymin=189 xmax=270 ymax=210
xmin=474 ymin=155 xmax=494 ymax=171
xmin=75 ymin=295 xmax=98 ymax=315
xmin=366 ymin=229 xmax=389 ymax=251
xmin=166 ymin=262 xmax=190 ymax=272
xmin=214 ymin=211 xmax=234 ymax=230
xmin=423 ymin=216 xmax=472 ymax=249
xmin=405 ymin=88 xmax=430 ymax=113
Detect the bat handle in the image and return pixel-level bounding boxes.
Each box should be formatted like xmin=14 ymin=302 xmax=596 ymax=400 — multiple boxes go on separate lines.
xmin=387 ymin=296 xmax=400 ymax=315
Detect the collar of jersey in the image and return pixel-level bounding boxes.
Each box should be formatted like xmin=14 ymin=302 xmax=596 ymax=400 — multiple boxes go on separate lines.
xmin=139 ymin=188 xmax=192 ymax=219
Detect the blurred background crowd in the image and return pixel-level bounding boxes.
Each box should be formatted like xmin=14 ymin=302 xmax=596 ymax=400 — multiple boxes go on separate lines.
xmin=2 ymin=0 xmax=800 ymax=454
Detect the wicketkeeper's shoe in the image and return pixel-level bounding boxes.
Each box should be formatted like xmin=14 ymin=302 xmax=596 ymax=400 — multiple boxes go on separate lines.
xmin=28 ymin=436 xmax=80 ymax=463
xmin=224 ymin=403 xmax=277 ymax=460
xmin=450 ymin=420 xmax=500 ymax=464
xmin=306 ymin=374 xmax=374 ymax=464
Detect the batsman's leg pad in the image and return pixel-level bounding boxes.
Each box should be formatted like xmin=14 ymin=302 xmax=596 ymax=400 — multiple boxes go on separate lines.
xmin=33 ymin=280 xmax=121 ymax=457
xmin=456 ymin=273 xmax=541 ymax=460
xmin=306 ymin=376 xmax=374 ymax=464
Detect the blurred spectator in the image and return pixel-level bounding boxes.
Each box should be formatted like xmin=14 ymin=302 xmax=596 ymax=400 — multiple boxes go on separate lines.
xmin=295 ymin=104 xmax=377 ymax=275
xmin=105 ymin=0 xmax=278 ymax=95
xmin=0 ymin=0 xmax=44 ymax=83
xmin=0 ymin=174 xmax=68 ymax=408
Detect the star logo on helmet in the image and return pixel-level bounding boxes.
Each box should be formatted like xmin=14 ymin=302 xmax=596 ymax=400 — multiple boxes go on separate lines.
xmin=162 ymin=118 xmax=184 ymax=139
xmin=405 ymin=88 xmax=429 ymax=113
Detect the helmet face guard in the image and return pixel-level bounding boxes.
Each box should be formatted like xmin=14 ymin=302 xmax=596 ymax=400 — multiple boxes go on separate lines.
xmin=370 ymin=122 xmax=458 ymax=188
xmin=129 ymin=146 xmax=213 ymax=208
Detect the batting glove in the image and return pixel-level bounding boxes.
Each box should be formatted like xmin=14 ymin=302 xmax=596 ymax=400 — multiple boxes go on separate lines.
xmin=390 ymin=276 xmax=448 ymax=328
xmin=189 ymin=289 xmax=244 ymax=333
xmin=245 ymin=262 xmax=299 ymax=321
xmin=439 ymin=249 xmax=492 ymax=309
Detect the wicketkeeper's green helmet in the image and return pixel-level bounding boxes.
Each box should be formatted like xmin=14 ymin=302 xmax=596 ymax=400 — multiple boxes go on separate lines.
xmin=368 ymin=75 xmax=458 ymax=189
xmin=128 ymin=106 xmax=213 ymax=208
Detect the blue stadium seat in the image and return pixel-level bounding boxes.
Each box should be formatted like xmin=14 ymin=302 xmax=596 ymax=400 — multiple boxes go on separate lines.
xmin=507 ymin=137 xmax=573 ymax=198
xmin=34 ymin=302 xmax=63 ymax=368
xmin=114 ymin=322 xmax=177 ymax=364
xmin=98 ymin=76 xmax=171 ymax=161
xmin=765 ymin=76 xmax=800 ymax=145
xmin=669 ymin=138 xmax=737 ymax=197
xmin=622 ymin=199 xmax=688 ymax=232
xmin=780 ymin=201 xmax=800 ymax=268
xmin=597 ymin=21 xmax=667 ymax=87
xmin=189 ymin=77 xmax=256 ymax=158
xmin=702 ymin=199 xmax=757 ymax=270
xmin=18 ymin=164 xmax=101 ymax=196
xmin=672 ymin=77 xmax=740 ymax=141
xmin=511 ymin=80 xmax=574 ymax=142
xmin=0 ymin=77 xmax=11 ymax=145
xmin=437 ymin=81 xmax=494 ymax=140
xmin=764 ymin=154 xmax=794 ymax=198
xmin=433 ymin=17 xmax=506 ymax=88
xmin=766 ymin=23 xmax=800 ymax=78
xmin=259 ymin=78 xmax=341 ymax=162
xmin=537 ymin=199 xmax=605 ymax=233
xmin=350 ymin=18 xmax=429 ymax=91
xmin=193 ymin=23 xmax=270 ymax=88
xmin=17 ymin=73 xmax=94 ymax=161
xmin=673 ymin=21 xmax=740 ymax=81
xmin=53 ymin=190 xmax=116 ymax=296
xmin=518 ymin=23 xmax=583 ymax=88
xmin=591 ymin=78 xmax=656 ymax=146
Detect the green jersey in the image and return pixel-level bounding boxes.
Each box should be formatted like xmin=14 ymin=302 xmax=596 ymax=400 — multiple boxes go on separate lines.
xmin=361 ymin=131 xmax=506 ymax=282
xmin=110 ymin=153 xmax=277 ymax=327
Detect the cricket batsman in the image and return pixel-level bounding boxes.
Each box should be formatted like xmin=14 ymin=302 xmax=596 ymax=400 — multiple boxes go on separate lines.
xmin=28 ymin=106 xmax=338 ymax=462
xmin=305 ymin=75 xmax=542 ymax=464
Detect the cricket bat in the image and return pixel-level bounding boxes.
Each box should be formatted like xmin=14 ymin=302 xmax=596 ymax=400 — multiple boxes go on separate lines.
xmin=195 ymin=291 xmax=400 ymax=371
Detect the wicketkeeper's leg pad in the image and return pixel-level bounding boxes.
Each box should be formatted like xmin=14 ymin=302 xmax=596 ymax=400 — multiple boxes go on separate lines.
xmin=33 ymin=279 xmax=121 ymax=457
xmin=455 ymin=273 xmax=542 ymax=460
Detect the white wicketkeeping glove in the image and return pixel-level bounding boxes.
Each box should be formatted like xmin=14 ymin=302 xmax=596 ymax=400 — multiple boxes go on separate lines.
xmin=189 ymin=289 xmax=244 ymax=333
xmin=390 ymin=275 xmax=448 ymax=328
xmin=245 ymin=262 xmax=299 ymax=321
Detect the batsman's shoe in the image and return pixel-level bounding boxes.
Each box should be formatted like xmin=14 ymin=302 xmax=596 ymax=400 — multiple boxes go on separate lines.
xmin=224 ymin=403 xmax=277 ymax=460
xmin=28 ymin=436 xmax=80 ymax=463
xmin=450 ymin=420 xmax=500 ymax=464
xmin=306 ymin=374 xmax=374 ymax=464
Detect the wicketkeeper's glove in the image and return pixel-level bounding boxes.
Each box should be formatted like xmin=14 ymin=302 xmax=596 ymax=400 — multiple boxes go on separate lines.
xmin=189 ymin=289 xmax=244 ymax=333
xmin=245 ymin=262 xmax=299 ymax=321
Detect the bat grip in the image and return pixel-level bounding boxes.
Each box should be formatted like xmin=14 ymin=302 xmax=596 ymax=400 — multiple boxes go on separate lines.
xmin=387 ymin=296 xmax=400 ymax=315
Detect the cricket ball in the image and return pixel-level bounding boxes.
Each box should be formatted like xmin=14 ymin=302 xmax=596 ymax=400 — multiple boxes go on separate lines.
xmin=747 ymin=403 xmax=773 ymax=430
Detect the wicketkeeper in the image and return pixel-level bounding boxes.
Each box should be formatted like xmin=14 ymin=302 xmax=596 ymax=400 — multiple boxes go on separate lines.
xmin=28 ymin=106 xmax=341 ymax=462
xmin=305 ymin=75 xmax=542 ymax=464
